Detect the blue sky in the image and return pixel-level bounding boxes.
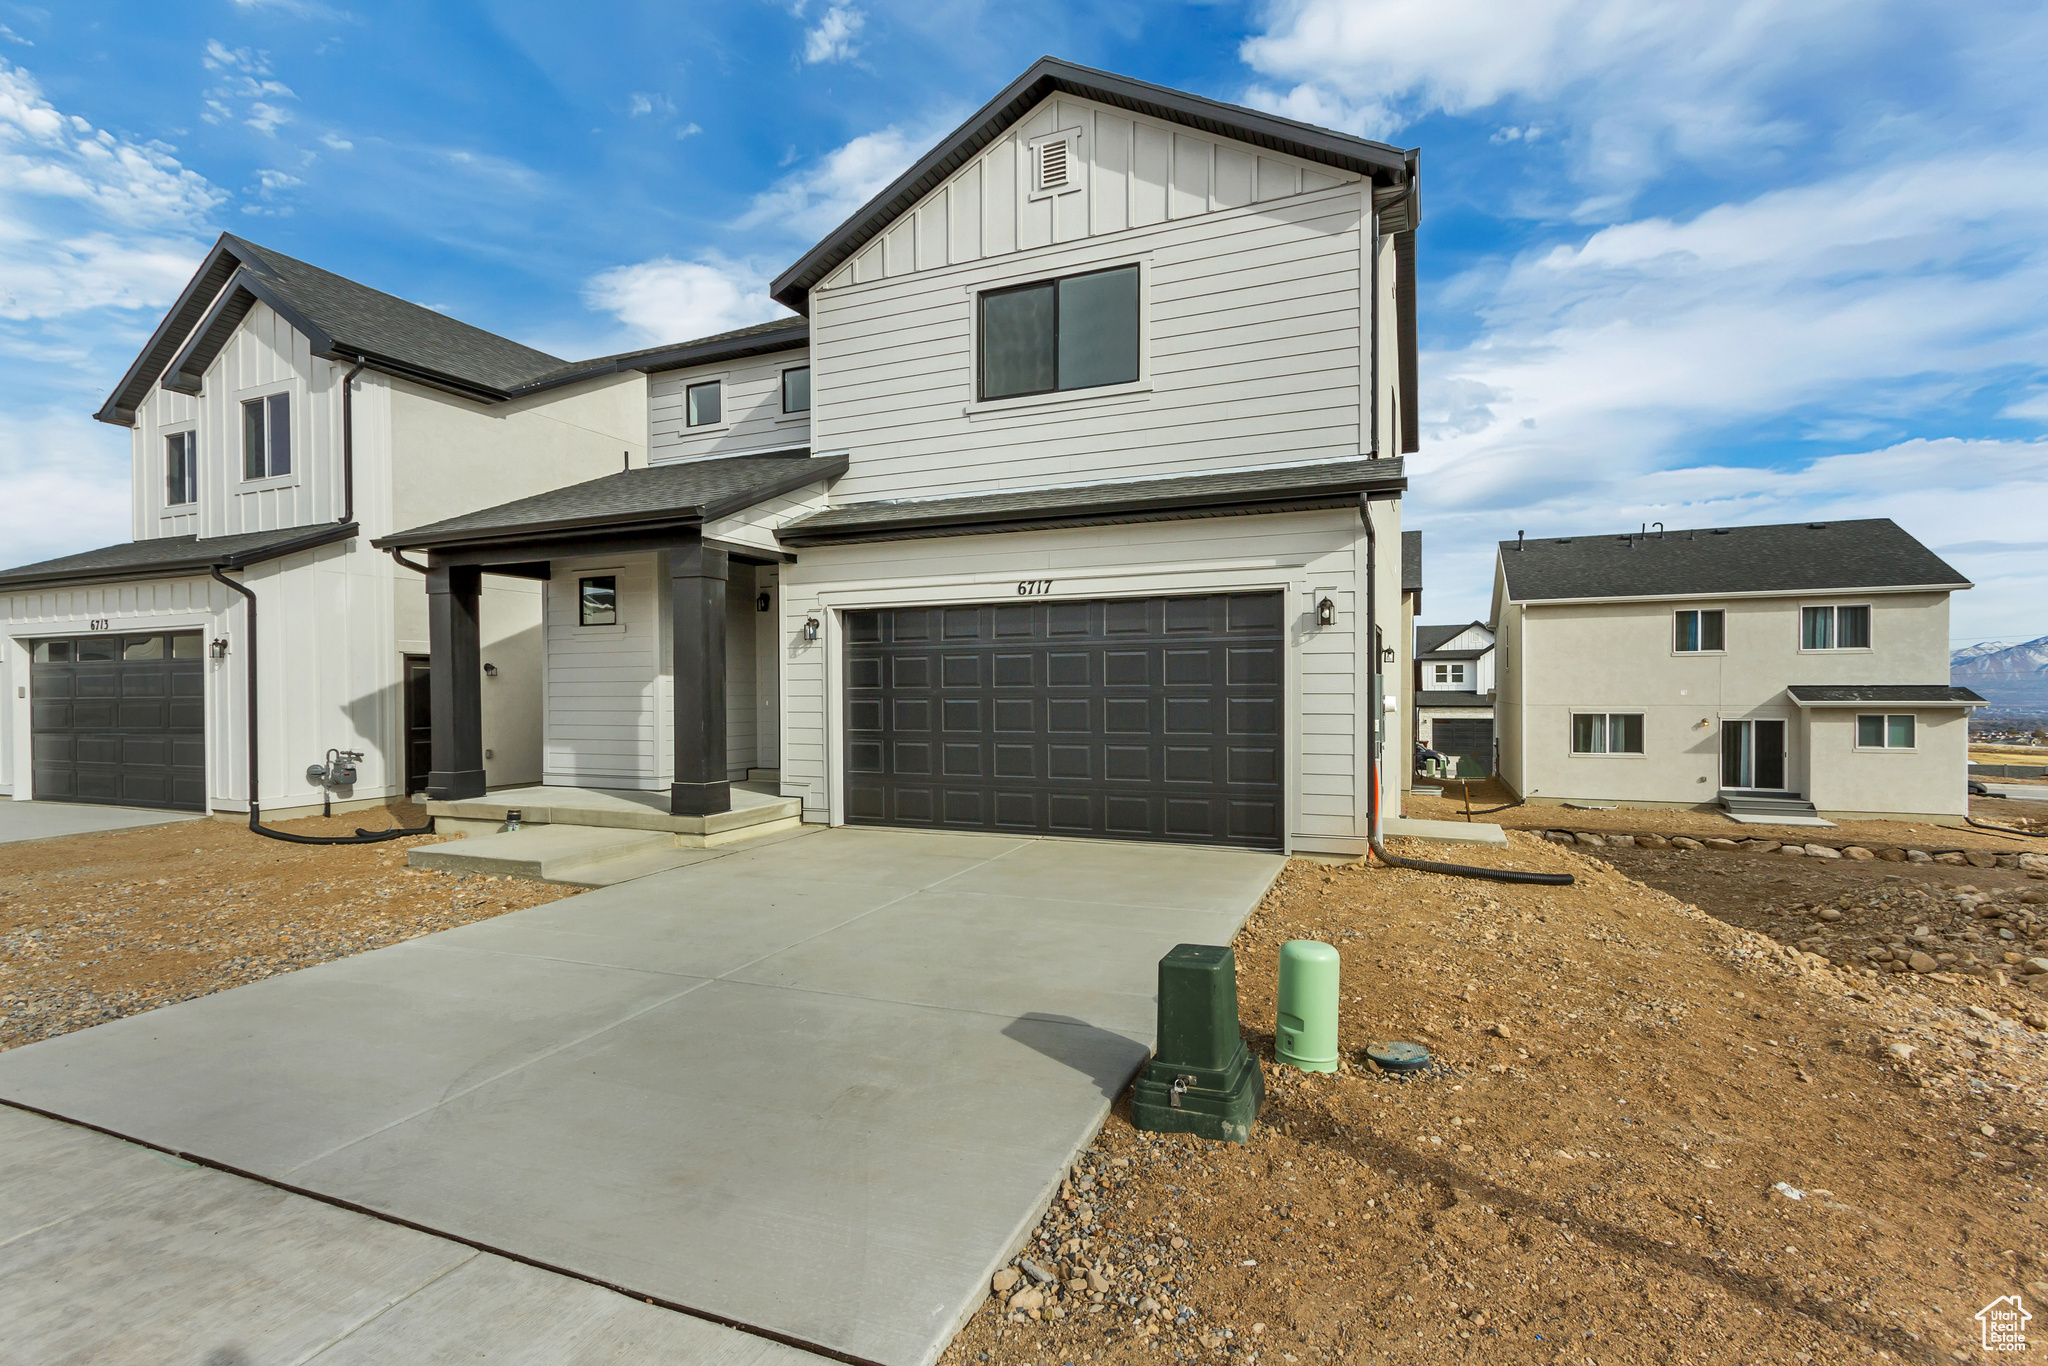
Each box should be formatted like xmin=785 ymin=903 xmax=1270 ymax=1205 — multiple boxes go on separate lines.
xmin=2 ymin=0 xmax=2043 ymax=642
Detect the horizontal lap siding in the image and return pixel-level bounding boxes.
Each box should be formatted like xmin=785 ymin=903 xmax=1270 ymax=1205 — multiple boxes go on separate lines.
xmin=650 ymin=350 xmax=810 ymax=464
xmin=545 ymin=555 xmax=660 ymax=788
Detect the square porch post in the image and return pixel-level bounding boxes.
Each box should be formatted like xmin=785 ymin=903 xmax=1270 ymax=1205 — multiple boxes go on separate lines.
xmin=670 ymin=534 xmax=731 ymax=816
xmin=425 ymin=559 xmax=486 ymax=800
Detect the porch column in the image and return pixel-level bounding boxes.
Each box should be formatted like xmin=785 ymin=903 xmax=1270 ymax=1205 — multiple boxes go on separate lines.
xmin=425 ymin=560 xmax=486 ymax=800
xmin=670 ymin=533 xmax=730 ymax=816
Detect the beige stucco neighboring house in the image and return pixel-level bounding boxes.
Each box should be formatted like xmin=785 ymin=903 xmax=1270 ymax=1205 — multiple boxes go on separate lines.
xmin=1490 ymin=519 xmax=1984 ymax=822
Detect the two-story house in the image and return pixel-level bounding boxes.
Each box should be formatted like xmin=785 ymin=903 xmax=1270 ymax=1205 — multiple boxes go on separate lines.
xmin=375 ymin=59 xmax=1422 ymax=855
xmin=0 ymin=234 xmax=805 ymax=819
xmin=1414 ymin=620 xmax=1496 ymax=775
xmin=1490 ymin=519 xmax=1984 ymax=822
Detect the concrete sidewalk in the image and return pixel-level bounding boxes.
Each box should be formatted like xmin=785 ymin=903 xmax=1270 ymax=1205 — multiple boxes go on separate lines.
xmin=0 ymin=798 xmax=201 ymax=846
xmin=0 ymin=827 xmax=1284 ymax=1366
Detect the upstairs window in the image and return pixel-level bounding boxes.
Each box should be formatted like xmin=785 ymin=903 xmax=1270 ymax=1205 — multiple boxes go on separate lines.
xmin=781 ymin=366 xmax=811 ymax=414
xmin=1802 ymin=604 xmax=1870 ymax=650
xmin=1857 ymin=713 xmax=1915 ymax=749
xmin=242 ymin=393 xmax=291 ymax=480
xmin=979 ymin=264 xmax=1139 ymax=401
xmin=686 ymin=380 xmax=722 ymax=427
xmin=1572 ymin=712 xmax=1644 ymax=755
xmin=1431 ymin=663 xmax=1467 ymax=686
xmin=165 ymin=431 xmax=197 ymax=505
xmin=1675 ymin=608 xmax=1725 ymax=652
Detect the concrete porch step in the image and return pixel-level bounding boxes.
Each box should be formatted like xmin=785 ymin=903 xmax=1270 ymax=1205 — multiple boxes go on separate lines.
xmin=408 ymin=825 xmax=686 ymax=885
xmin=426 ymin=781 xmax=801 ymax=847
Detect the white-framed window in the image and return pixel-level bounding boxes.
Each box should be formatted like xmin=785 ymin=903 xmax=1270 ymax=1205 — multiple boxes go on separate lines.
xmin=165 ymin=430 xmax=198 ymax=506
xmin=1431 ymin=662 xmax=1467 ymax=686
xmin=685 ymin=380 xmax=722 ymax=428
xmin=241 ymin=392 xmax=291 ymax=480
xmin=578 ymin=575 xmax=617 ymax=627
xmin=1801 ymin=604 xmax=1871 ymax=650
xmin=781 ymin=365 xmax=810 ymax=414
xmin=978 ymin=264 xmax=1140 ymax=402
xmin=1572 ymin=712 xmax=1644 ymax=755
xmin=1856 ymin=713 xmax=1916 ymax=749
xmin=1675 ymin=608 xmax=1725 ymax=653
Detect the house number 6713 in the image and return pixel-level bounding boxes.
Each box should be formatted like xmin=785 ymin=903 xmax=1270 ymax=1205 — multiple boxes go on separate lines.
xmin=1016 ymin=579 xmax=1053 ymax=596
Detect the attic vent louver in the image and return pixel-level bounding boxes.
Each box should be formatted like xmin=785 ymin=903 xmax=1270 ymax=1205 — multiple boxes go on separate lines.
xmin=1038 ymin=138 xmax=1070 ymax=192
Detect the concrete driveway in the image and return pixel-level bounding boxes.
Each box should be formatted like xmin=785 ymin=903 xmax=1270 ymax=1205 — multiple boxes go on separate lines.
xmin=0 ymin=798 xmax=202 ymax=846
xmin=0 ymin=826 xmax=1283 ymax=1366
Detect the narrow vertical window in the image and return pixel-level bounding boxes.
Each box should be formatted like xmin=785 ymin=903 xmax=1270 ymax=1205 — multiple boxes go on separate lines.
xmin=165 ymin=431 xmax=197 ymax=505
xmin=242 ymin=393 xmax=290 ymax=479
xmin=1801 ymin=605 xmax=1832 ymax=650
xmin=686 ymin=380 xmax=722 ymax=427
xmin=243 ymin=398 xmax=267 ymax=479
xmin=1836 ymin=605 xmax=1870 ymax=648
xmin=268 ymin=392 xmax=291 ymax=475
xmin=1887 ymin=714 xmax=1914 ymax=748
xmin=781 ymin=365 xmax=811 ymax=414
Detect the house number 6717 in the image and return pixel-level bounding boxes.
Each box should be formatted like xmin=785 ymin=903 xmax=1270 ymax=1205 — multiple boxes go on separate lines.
xmin=1016 ymin=579 xmax=1053 ymax=596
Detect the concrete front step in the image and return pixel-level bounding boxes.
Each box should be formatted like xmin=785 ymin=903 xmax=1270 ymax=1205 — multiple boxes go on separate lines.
xmin=408 ymin=825 xmax=684 ymax=884
xmin=426 ymin=782 xmax=801 ymax=846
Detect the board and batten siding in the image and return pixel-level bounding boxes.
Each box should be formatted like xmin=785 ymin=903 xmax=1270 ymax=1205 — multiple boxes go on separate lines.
xmin=775 ymin=503 xmax=1403 ymax=853
xmin=811 ymin=185 xmax=1369 ymax=503
xmin=649 ymin=349 xmax=811 ymax=464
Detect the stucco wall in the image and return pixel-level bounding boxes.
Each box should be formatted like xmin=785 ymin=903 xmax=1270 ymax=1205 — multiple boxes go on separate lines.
xmin=1805 ymin=707 xmax=1969 ymax=818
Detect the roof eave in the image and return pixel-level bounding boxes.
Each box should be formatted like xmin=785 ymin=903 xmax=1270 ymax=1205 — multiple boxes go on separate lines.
xmin=1505 ymin=582 xmax=1974 ymax=607
xmin=0 ymin=523 xmax=357 ymax=594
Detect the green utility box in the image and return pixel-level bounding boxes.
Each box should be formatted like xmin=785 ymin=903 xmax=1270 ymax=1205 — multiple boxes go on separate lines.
xmin=1131 ymin=943 xmax=1263 ymax=1143
xmin=1275 ymin=939 xmax=1340 ymax=1073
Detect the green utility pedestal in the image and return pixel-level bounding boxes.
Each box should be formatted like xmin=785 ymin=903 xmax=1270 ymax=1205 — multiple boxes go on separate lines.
xmin=1131 ymin=943 xmax=1263 ymax=1143
xmin=1275 ymin=939 xmax=1340 ymax=1073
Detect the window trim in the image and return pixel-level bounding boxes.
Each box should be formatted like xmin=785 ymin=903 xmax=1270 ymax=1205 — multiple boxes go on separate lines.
xmin=161 ymin=425 xmax=199 ymax=511
xmin=1798 ymin=602 xmax=1873 ymax=653
xmin=576 ymin=573 xmax=620 ymax=629
xmin=776 ymin=363 xmax=812 ymax=423
xmin=1430 ymin=662 xmax=1468 ymax=686
xmin=972 ymin=261 xmax=1145 ymax=406
xmin=683 ymin=376 xmax=727 ymax=431
xmin=1569 ymin=711 xmax=1646 ymax=757
xmin=1854 ymin=712 xmax=1918 ymax=751
xmin=1672 ymin=607 xmax=1726 ymax=655
xmin=238 ymin=390 xmax=295 ymax=484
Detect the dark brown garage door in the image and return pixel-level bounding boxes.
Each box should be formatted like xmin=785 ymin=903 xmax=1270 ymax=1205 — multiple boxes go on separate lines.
xmin=1432 ymin=718 xmax=1494 ymax=775
xmin=844 ymin=593 xmax=1284 ymax=849
xmin=31 ymin=632 xmax=206 ymax=811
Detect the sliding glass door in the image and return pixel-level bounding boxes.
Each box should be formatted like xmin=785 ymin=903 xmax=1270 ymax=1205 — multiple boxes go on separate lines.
xmin=1721 ymin=719 xmax=1787 ymax=791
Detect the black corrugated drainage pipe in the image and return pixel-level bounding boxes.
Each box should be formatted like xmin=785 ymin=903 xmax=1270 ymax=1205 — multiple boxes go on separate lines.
xmin=1358 ymin=494 xmax=1573 ymax=887
xmin=209 ymin=563 xmax=428 ymax=845
xmin=1966 ymin=817 xmax=2048 ymax=839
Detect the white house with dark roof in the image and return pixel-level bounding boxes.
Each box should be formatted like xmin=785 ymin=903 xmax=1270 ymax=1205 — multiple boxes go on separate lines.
xmin=1489 ymin=519 xmax=1984 ymax=822
xmin=1 ymin=57 xmax=1422 ymax=857
xmin=1414 ymin=620 xmax=1496 ymax=775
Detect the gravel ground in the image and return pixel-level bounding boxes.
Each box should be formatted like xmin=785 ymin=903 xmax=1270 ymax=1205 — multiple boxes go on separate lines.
xmin=0 ymin=811 xmax=577 ymax=1051
xmin=942 ymin=833 xmax=2048 ymax=1366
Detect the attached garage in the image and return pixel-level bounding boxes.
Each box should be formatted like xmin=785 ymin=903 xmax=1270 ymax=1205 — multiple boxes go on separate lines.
xmin=31 ymin=632 xmax=206 ymax=811
xmin=844 ymin=592 xmax=1284 ymax=849
xmin=1431 ymin=717 xmax=1494 ymax=775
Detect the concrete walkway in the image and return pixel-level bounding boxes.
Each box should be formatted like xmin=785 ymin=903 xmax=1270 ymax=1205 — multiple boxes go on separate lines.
xmin=0 ymin=798 xmax=201 ymax=846
xmin=0 ymin=827 xmax=1283 ymax=1366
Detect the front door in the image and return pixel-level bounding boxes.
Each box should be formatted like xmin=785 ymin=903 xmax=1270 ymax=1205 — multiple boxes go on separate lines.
xmin=403 ymin=655 xmax=432 ymax=794
xmin=1721 ymin=718 xmax=1787 ymax=791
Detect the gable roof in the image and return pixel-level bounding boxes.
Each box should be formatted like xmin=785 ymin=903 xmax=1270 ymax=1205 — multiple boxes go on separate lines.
xmin=1497 ymin=519 xmax=1971 ymax=604
xmin=768 ymin=56 xmax=1415 ymax=313
xmin=1402 ymin=530 xmax=1422 ymax=595
xmin=98 ymin=235 xmax=808 ymax=426
xmin=374 ymin=451 xmax=846 ymax=552
xmin=0 ymin=524 xmax=358 ymax=593
xmin=1416 ymin=621 xmax=1490 ymax=655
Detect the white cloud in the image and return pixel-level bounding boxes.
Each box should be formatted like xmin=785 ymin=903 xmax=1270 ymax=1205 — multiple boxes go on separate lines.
xmin=582 ymin=255 xmax=793 ymax=347
xmin=802 ymin=4 xmax=865 ymax=64
xmin=627 ymin=92 xmax=674 ymax=118
xmin=676 ymin=121 xmax=703 ymax=140
xmin=0 ymin=406 xmax=132 ymax=568
xmin=244 ymin=101 xmax=292 ymax=135
xmin=318 ymin=131 xmax=353 ymax=151
xmin=734 ymin=116 xmax=945 ymax=240
xmin=201 ymin=39 xmax=297 ymax=135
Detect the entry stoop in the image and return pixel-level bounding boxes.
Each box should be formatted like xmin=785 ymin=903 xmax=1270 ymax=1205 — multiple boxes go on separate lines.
xmin=406 ymin=824 xmax=715 ymax=886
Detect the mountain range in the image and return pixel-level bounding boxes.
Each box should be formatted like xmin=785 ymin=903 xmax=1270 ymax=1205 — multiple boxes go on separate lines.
xmin=1952 ymin=636 xmax=2048 ymax=717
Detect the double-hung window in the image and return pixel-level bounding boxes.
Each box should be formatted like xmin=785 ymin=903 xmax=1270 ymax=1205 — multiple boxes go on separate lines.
xmin=1856 ymin=714 xmax=1915 ymax=749
xmin=686 ymin=380 xmax=722 ymax=427
xmin=1571 ymin=712 xmax=1644 ymax=755
xmin=978 ymin=264 xmax=1139 ymax=401
xmin=1801 ymin=604 xmax=1870 ymax=650
xmin=242 ymin=393 xmax=291 ymax=480
xmin=781 ymin=366 xmax=810 ymax=414
xmin=165 ymin=431 xmax=197 ymax=505
xmin=1674 ymin=609 xmax=1724 ymax=652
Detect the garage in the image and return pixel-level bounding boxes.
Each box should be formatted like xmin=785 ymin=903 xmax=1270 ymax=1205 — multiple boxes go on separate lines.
xmin=1432 ymin=717 xmax=1494 ymax=775
xmin=30 ymin=632 xmax=206 ymax=811
xmin=843 ymin=592 xmax=1284 ymax=849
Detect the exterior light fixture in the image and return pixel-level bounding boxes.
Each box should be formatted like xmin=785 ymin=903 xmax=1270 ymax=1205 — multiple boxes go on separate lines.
xmin=803 ymin=615 xmax=820 ymax=642
xmin=209 ymin=637 xmax=229 ymax=660
xmin=1380 ymin=645 xmax=1396 ymax=666
xmin=1316 ymin=597 xmax=1336 ymax=627
xmin=483 ymin=662 xmax=498 ymax=677
xmin=757 ymin=591 xmax=772 ymax=612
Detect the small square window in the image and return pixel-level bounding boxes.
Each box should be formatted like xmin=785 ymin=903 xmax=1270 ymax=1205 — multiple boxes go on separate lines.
xmin=170 ymin=634 xmax=203 ymax=659
xmin=781 ymin=366 xmax=810 ymax=414
xmin=1888 ymin=713 xmax=1914 ymax=748
xmin=76 ymin=638 xmax=117 ymax=661
xmin=1838 ymin=605 xmax=1871 ymax=649
xmin=242 ymin=393 xmax=291 ymax=479
xmin=123 ymin=636 xmax=163 ymax=661
xmin=686 ymin=380 xmax=722 ymax=427
xmin=579 ymin=575 xmax=618 ymax=627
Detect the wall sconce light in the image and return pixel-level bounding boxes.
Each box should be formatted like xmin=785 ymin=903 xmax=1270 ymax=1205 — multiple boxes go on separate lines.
xmin=1380 ymin=645 xmax=1396 ymax=666
xmin=1316 ymin=597 xmax=1336 ymax=627
xmin=209 ymin=637 xmax=229 ymax=660
xmin=803 ymin=615 xmax=820 ymax=642
xmin=483 ymin=662 xmax=499 ymax=677
xmin=757 ymin=591 xmax=772 ymax=613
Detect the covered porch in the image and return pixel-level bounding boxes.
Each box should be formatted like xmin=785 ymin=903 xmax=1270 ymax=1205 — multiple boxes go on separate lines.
xmin=372 ymin=452 xmax=846 ymax=821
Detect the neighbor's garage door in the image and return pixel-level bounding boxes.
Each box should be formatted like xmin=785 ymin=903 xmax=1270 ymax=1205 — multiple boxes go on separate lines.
xmin=31 ymin=632 xmax=206 ymax=811
xmin=1432 ymin=718 xmax=1494 ymax=775
xmin=844 ymin=593 xmax=1284 ymax=849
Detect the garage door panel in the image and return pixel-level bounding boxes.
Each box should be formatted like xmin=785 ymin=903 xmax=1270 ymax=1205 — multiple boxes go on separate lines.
xmin=73 ymin=700 xmax=119 ymax=728
xmin=76 ymin=672 xmax=119 ymax=698
xmin=30 ymin=634 xmax=205 ymax=812
xmin=844 ymin=593 xmax=1283 ymax=850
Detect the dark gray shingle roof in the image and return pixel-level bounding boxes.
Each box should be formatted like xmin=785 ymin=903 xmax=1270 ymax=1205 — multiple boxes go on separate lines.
xmin=375 ymin=452 xmax=846 ymax=550
xmin=1402 ymin=530 xmax=1422 ymax=594
xmin=1415 ymin=621 xmax=1487 ymax=655
xmin=0 ymin=524 xmax=357 ymax=592
xmin=537 ymin=319 xmax=807 ymax=381
xmin=1787 ymin=685 xmax=1986 ymax=705
xmin=1418 ymin=690 xmax=1491 ymax=707
xmin=1498 ymin=519 xmax=1969 ymax=602
xmin=777 ymin=458 xmax=1406 ymax=546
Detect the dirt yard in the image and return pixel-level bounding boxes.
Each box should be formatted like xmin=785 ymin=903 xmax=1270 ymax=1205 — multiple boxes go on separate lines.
xmin=0 ymin=812 xmax=576 ymax=1050
xmin=943 ymin=833 xmax=2048 ymax=1366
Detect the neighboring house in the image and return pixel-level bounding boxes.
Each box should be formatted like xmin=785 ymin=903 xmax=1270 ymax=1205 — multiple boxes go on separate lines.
xmin=1490 ymin=519 xmax=1984 ymax=821
xmin=1 ymin=57 xmax=1424 ymax=856
xmin=1415 ymin=620 xmax=1496 ymax=774
xmin=1398 ymin=530 xmax=1421 ymax=793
